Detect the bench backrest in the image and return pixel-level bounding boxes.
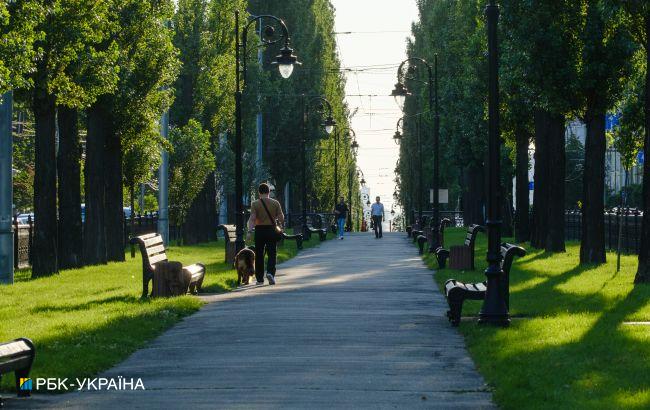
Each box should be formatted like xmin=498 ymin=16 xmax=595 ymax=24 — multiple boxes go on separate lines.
xmin=499 ymin=242 xmax=527 ymax=310
xmin=464 ymin=225 xmax=485 ymax=249
xmin=0 ymin=338 xmax=35 ymax=374
xmin=218 ymin=224 xmax=237 ymax=242
xmin=131 ymin=233 xmax=168 ymax=271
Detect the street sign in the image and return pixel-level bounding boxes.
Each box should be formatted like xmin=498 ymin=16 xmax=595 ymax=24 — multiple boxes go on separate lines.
xmin=606 ymin=113 xmax=620 ymax=132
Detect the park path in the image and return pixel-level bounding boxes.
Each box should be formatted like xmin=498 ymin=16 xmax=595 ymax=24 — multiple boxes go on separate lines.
xmin=29 ymin=232 xmax=492 ymax=409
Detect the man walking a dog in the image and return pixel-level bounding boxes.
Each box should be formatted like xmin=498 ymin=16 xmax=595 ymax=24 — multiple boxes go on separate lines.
xmin=371 ymin=196 xmax=385 ymax=238
xmin=247 ymin=183 xmax=284 ymax=285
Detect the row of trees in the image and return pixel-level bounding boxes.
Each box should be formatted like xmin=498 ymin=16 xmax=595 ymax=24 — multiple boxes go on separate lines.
xmin=395 ymin=0 xmax=649 ymax=282
xmin=3 ymin=0 xmax=358 ymax=278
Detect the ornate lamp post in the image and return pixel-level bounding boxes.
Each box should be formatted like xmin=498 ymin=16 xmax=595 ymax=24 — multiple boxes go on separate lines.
xmin=234 ymin=11 xmax=300 ymax=252
xmin=395 ymin=115 xmax=424 ymax=225
xmin=302 ymin=96 xmax=336 ymax=237
xmin=478 ymin=0 xmax=508 ymax=326
xmin=346 ymin=138 xmax=359 ymax=231
xmin=333 ymin=127 xmax=356 ymax=209
xmin=392 ymin=55 xmax=440 ymax=251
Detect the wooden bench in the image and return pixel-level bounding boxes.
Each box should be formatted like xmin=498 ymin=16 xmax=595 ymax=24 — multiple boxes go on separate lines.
xmin=0 ymin=338 xmax=35 ymax=405
xmin=282 ymin=231 xmax=304 ymax=250
xmin=444 ymin=243 xmax=526 ymax=326
xmin=307 ymin=226 xmax=328 ymax=241
xmin=435 ymin=224 xmax=484 ymax=270
xmin=218 ymin=224 xmax=238 ymax=264
xmin=130 ymin=233 xmax=205 ymax=298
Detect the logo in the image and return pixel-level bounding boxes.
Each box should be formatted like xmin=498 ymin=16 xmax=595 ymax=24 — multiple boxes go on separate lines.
xmin=19 ymin=378 xmax=33 ymax=391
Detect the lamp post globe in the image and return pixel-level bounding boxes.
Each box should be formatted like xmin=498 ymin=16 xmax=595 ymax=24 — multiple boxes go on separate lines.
xmin=324 ymin=116 xmax=336 ymax=135
xmin=274 ymin=46 xmax=300 ymax=79
xmin=391 ymin=82 xmax=409 ymax=111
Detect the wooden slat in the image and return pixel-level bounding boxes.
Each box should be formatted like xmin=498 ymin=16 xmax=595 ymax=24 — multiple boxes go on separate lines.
xmin=142 ymin=235 xmax=164 ymax=248
xmin=0 ymin=340 xmax=30 ymax=357
xmin=145 ymin=244 xmax=166 ymax=257
xmin=149 ymin=253 xmax=168 ymax=265
xmin=137 ymin=233 xmax=159 ymax=241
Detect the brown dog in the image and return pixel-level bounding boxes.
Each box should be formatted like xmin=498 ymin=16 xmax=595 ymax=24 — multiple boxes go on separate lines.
xmin=235 ymin=247 xmax=255 ymax=285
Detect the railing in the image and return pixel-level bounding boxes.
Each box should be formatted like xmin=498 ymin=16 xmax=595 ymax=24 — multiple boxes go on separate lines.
xmin=410 ymin=210 xmax=465 ymax=228
xmin=565 ymin=208 xmax=642 ymax=254
xmin=13 ymin=212 xmax=184 ymax=269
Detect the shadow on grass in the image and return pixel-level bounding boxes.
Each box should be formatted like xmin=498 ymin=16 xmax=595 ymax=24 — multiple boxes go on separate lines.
xmin=31 ymin=295 xmax=142 ymax=314
xmin=470 ymin=284 xmax=650 ymax=409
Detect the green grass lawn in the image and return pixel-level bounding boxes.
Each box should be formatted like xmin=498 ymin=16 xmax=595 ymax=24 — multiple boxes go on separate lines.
xmin=0 ymin=231 xmax=326 ymax=392
xmin=423 ymin=228 xmax=650 ymax=409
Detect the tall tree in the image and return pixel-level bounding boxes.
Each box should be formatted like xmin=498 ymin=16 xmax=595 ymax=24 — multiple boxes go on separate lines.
xmin=29 ymin=0 xmax=118 ymax=275
xmin=579 ymin=0 xmax=636 ymax=264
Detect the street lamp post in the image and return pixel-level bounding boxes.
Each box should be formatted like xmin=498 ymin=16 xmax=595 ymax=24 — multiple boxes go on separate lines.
xmin=302 ymin=96 xmax=335 ymax=238
xmin=347 ymin=138 xmax=359 ymax=231
xmin=333 ymin=128 xmax=356 ymax=210
xmin=392 ymin=55 xmax=441 ymax=251
xmin=234 ymin=11 xmax=300 ymax=252
xmin=478 ymin=0 xmax=508 ymax=326
xmin=357 ymin=168 xmax=366 ymax=230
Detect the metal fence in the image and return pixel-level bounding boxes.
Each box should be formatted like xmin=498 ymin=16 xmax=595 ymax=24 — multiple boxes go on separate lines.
xmin=565 ymin=208 xmax=642 ymax=254
xmin=411 ymin=210 xmax=465 ymax=228
xmin=13 ymin=212 xmax=174 ymax=269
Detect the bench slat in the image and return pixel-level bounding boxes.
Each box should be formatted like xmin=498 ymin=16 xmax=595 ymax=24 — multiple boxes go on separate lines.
xmin=142 ymin=235 xmax=164 ymax=248
xmin=149 ymin=253 xmax=168 ymax=266
xmin=145 ymin=244 xmax=167 ymax=257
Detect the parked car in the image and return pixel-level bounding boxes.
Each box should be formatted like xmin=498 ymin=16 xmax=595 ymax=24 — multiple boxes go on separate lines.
xmin=16 ymin=213 xmax=34 ymax=224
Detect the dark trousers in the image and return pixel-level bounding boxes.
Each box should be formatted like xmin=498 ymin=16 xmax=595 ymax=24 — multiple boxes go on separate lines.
xmin=372 ymin=216 xmax=383 ymax=238
xmin=255 ymin=225 xmax=278 ymax=282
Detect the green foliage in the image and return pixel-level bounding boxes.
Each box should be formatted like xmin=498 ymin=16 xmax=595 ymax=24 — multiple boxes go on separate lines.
xmin=169 ymin=120 xmax=215 ymax=226
xmin=248 ymin=0 xmax=356 ymax=211
xmin=0 ymin=1 xmax=42 ymax=92
xmin=610 ymin=49 xmax=646 ymax=169
xmin=116 ymin=0 xmax=180 ymax=191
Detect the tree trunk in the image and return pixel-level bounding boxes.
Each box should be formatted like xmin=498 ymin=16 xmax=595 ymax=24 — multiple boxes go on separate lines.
xmin=515 ymin=127 xmax=530 ymax=242
xmin=105 ymin=128 xmax=124 ymax=262
xmin=580 ymin=110 xmax=607 ymax=264
xmin=83 ymin=97 xmax=109 ymax=265
xmin=182 ymin=174 xmax=215 ymax=245
xmin=635 ymin=16 xmax=650 ymax=283
xmin=57 ymin=106 xmax=83 ymax=269
xmin=531 ymin=109 xmax=566 ymax=252
xmin=462 ymin=163 xmax=486 ymax=226
xmin=31 ymin=90 xmax=58 ymax=277
xmin=545 ymin=112 xmax=566 ymax=252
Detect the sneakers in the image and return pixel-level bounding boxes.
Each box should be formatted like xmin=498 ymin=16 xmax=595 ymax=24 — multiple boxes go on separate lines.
xmin=339 ymin=236 xmax=344 ymax=240
xmin=265 ymin=273 xmax=276 ymax=285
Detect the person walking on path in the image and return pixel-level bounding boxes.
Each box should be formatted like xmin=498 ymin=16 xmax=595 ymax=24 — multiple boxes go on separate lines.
xmin=371 ymin=196 xmax=385 ymax=238
xmin=247 ymin=183 xmax=285 ymax=285
xmin=334 ymin=197 xmax=348 ymax=240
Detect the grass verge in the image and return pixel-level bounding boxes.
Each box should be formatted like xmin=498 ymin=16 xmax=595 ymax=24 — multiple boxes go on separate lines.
xmin=0 ymin=231 xmax=327 ymax=392
xmin=422 ymin=228 xmax=650 ymax=409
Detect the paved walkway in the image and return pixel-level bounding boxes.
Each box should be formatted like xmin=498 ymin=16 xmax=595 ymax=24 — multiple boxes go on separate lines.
xmin=26 ymin=232 xmax=492 ymax=409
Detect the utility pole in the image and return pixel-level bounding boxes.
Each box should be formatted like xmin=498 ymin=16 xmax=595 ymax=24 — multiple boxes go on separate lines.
xmin=0 ymin=91 xmax=12 ymax=284
xmin=158 ymin=109 xmax=170 ymax=245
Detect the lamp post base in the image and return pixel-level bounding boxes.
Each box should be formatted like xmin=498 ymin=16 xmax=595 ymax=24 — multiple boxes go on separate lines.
xmin=478 ymin=265 xmax=510 ymax=327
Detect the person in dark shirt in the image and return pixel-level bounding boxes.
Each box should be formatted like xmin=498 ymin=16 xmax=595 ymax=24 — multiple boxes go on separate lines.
xmin=334 ymin=197 xmax=348 ymax=240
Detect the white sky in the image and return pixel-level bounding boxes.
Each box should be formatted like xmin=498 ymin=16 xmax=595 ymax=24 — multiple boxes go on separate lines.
xmin=330 ymin=0 xmax=419 ymax=218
